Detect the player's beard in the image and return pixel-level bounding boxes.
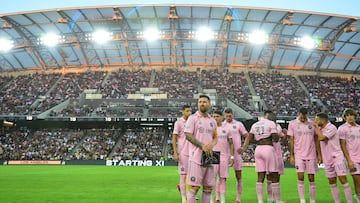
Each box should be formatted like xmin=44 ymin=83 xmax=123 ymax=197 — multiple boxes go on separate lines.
xmin=199 ymin=106 xmax=208 ymax=114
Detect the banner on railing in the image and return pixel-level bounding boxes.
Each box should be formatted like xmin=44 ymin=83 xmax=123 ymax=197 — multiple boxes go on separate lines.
xmin=6 ymin=160 xmax=62 ymax=165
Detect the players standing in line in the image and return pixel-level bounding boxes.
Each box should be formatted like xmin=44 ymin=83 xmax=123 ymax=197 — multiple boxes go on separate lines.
xmin=338 ymin=108 xmax=360 ymax=203
xmin=172 ymin=105 xmax=192 ymax=203
xmin=288 ymin=108 xmax=321 ymax=203
xmin=314 ymin=112 xmax=353 ymax=203
xmin=265 ymin=111 xmax=287 ymax=203
xmin=222 ymin=107 xmax=249 ymax=203
xmin=211 ymin=111 xmax=235 ymax=203
xmin=248 ymin=112 xmax=281 ymax=203
xmin=184 ymin=95 xmax=218 ymax=203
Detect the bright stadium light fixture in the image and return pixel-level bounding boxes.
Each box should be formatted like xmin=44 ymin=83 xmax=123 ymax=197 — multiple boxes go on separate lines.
xmin=300 ymin=36 xmax=316 ymax=49
xmin=196 ymin=27 xmax=214 ymax=41
xmin=0 ymin=39 xmax=14 ymax=51
xmin=248 ymin=30 xmax=268 ymax=44
xmin=93 ymin=30 xmax=112 ymax=44
xmin=39 ymin=33 xmax=60 ymax=47
xmin=143 ymin=28 xmax=160 ymax=42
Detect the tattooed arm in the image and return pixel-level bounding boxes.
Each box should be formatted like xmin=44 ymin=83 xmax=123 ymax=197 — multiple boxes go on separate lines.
xmin=185 ymin=132 xmax=204 ymax=149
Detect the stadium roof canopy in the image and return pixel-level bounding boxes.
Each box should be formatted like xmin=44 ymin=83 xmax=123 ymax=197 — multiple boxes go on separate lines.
xmin=0 ymin=4 xmax=359 ymax=73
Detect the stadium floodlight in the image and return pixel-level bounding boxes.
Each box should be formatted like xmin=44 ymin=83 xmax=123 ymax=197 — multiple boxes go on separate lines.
xmin=143 ymin=28 xmax=160 ymax=42
xmin=0 ymin=39 xmax=14 ymax=51
xmin=196 ymin=27 xmax=214 ymax=42
xmin=38 ymin=33 xmax=63 ymax=47
xmin=237 ymin=33 xmax=249 ymax=41
xmin=300 ymin=36 xmax=317 ymax=49
xmin=92 ymin=30 xmax=112 ymax=44
xmin=248 ymin=30 xmax=268 ymax=44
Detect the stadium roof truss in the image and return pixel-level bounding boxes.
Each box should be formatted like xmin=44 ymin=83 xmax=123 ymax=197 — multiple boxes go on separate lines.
xmin=0 ymin=4 xmax=359 ymax=73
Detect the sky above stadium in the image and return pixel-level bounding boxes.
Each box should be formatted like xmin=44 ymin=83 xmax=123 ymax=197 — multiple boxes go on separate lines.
xmin=0 ymin=0 xmax=359 ymax=17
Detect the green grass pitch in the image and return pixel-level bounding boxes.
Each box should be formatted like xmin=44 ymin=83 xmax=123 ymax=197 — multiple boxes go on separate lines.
xmin=0 ymin=166 xmax=355 ymax=203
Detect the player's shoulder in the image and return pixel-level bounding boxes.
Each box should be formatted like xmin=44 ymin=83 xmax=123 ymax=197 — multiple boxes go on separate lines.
xmin=337 ymin=122 xmax=347 ymax=129
xmin=261 ymin=118 xmax=273 ymax=124
xmin=252 ymin=119 xmax=263 ymax=126
xmin=233 ymin=119 xmax=245 ymax=126
xmin=287 ymin=119 xmax=298 ymax=127
xmin=174 ymin=117 xmax=182 ymax=123
xmin=325 ymin=122 xmax=337 ymax=131
xmin=288 ymin=119 xmax=297 ymax=124
xmin=187 ymin=113 xmax=197 ymax=120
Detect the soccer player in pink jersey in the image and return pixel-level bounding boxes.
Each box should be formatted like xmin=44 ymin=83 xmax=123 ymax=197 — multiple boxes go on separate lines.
xmin=184 ymin=95 xmax=218 ymax=203
xmin=315 ymin=112 xmax=353 ymax=203
xmin=248 ymin=112 xmax=281 ymax=203
xmin=338 ymin=108 xmax=360 ymax=203
xmin=172 ymin=105 xmax=192 ymax=203
xmin=211 ymin=110 xmax=235 ymax=203
xmin=265 ymin=111 xmax=287 ymax=203
xmin=288 ymin=107 xmax=321 ymax=203
xmin=222 ymin=107 xmax=249 ymax=203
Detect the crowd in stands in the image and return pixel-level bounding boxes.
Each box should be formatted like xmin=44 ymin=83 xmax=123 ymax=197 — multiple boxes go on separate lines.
xmin=300 ymin=75 xmax=359 ymax=117
xmin=54 ymin=100 xmax=95 ymax=117
xmin=0 ymin=69 xmax=358 ymax=118
xmin=0 ymin=73 xmax=61 ymax=115
xmin=0 ymin=128 xmax=83 ymax=160
xmin=0 ymin=75 xmax=13 ymax=92
xmin=201 ymin=70 xmax=252 ymax=112
xmin=148 ymin=109 xmax=179 ymax=118
xmin=41 ymin=71 xmax=106 ymax=112
xmin=249 ymin=71 xmax=323 ymax=116
xmin=0 ymin=127 xmax=167 ymax=161
xmin=153 ymin=69 xmax=199 ymax=98
xmin=71 ymin=129 xmax=118 ymax=160
xmin=101 ymin=69 xmax=151 ymax=99
xmin=102 ymin=108 xmax=144 ymax=117
xmin=0 ymin=128 xmax=31 ymax=160
xmin=112 ymin=128 xmax=166 ymax=160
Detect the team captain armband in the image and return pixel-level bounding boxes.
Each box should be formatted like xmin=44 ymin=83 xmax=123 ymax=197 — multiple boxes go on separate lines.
xmin=201 ymin=151 xmax=220 ymax=166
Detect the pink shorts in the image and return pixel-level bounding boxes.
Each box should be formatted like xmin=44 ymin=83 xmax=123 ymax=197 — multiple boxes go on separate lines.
xmin=295 ymin=158 xmax=319 ymax=174
xmin=187 ymin=160 xmax=216 ymax=187
xmin=178 ymin=154 xmax=189 ymax=175
xmin=233 ymin=157 xmax=243 ymax=171
xmin=214 ymin=157 xmax=230 ymax=178
xmin=255 ymin=145 xmax=278 ymax=173
xmin=324 ymin=158 xmax=348 ymax=178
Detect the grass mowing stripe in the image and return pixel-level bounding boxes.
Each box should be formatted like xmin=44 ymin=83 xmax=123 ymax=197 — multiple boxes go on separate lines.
xmin=0 ymin=166 xmax=355 ymax=203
